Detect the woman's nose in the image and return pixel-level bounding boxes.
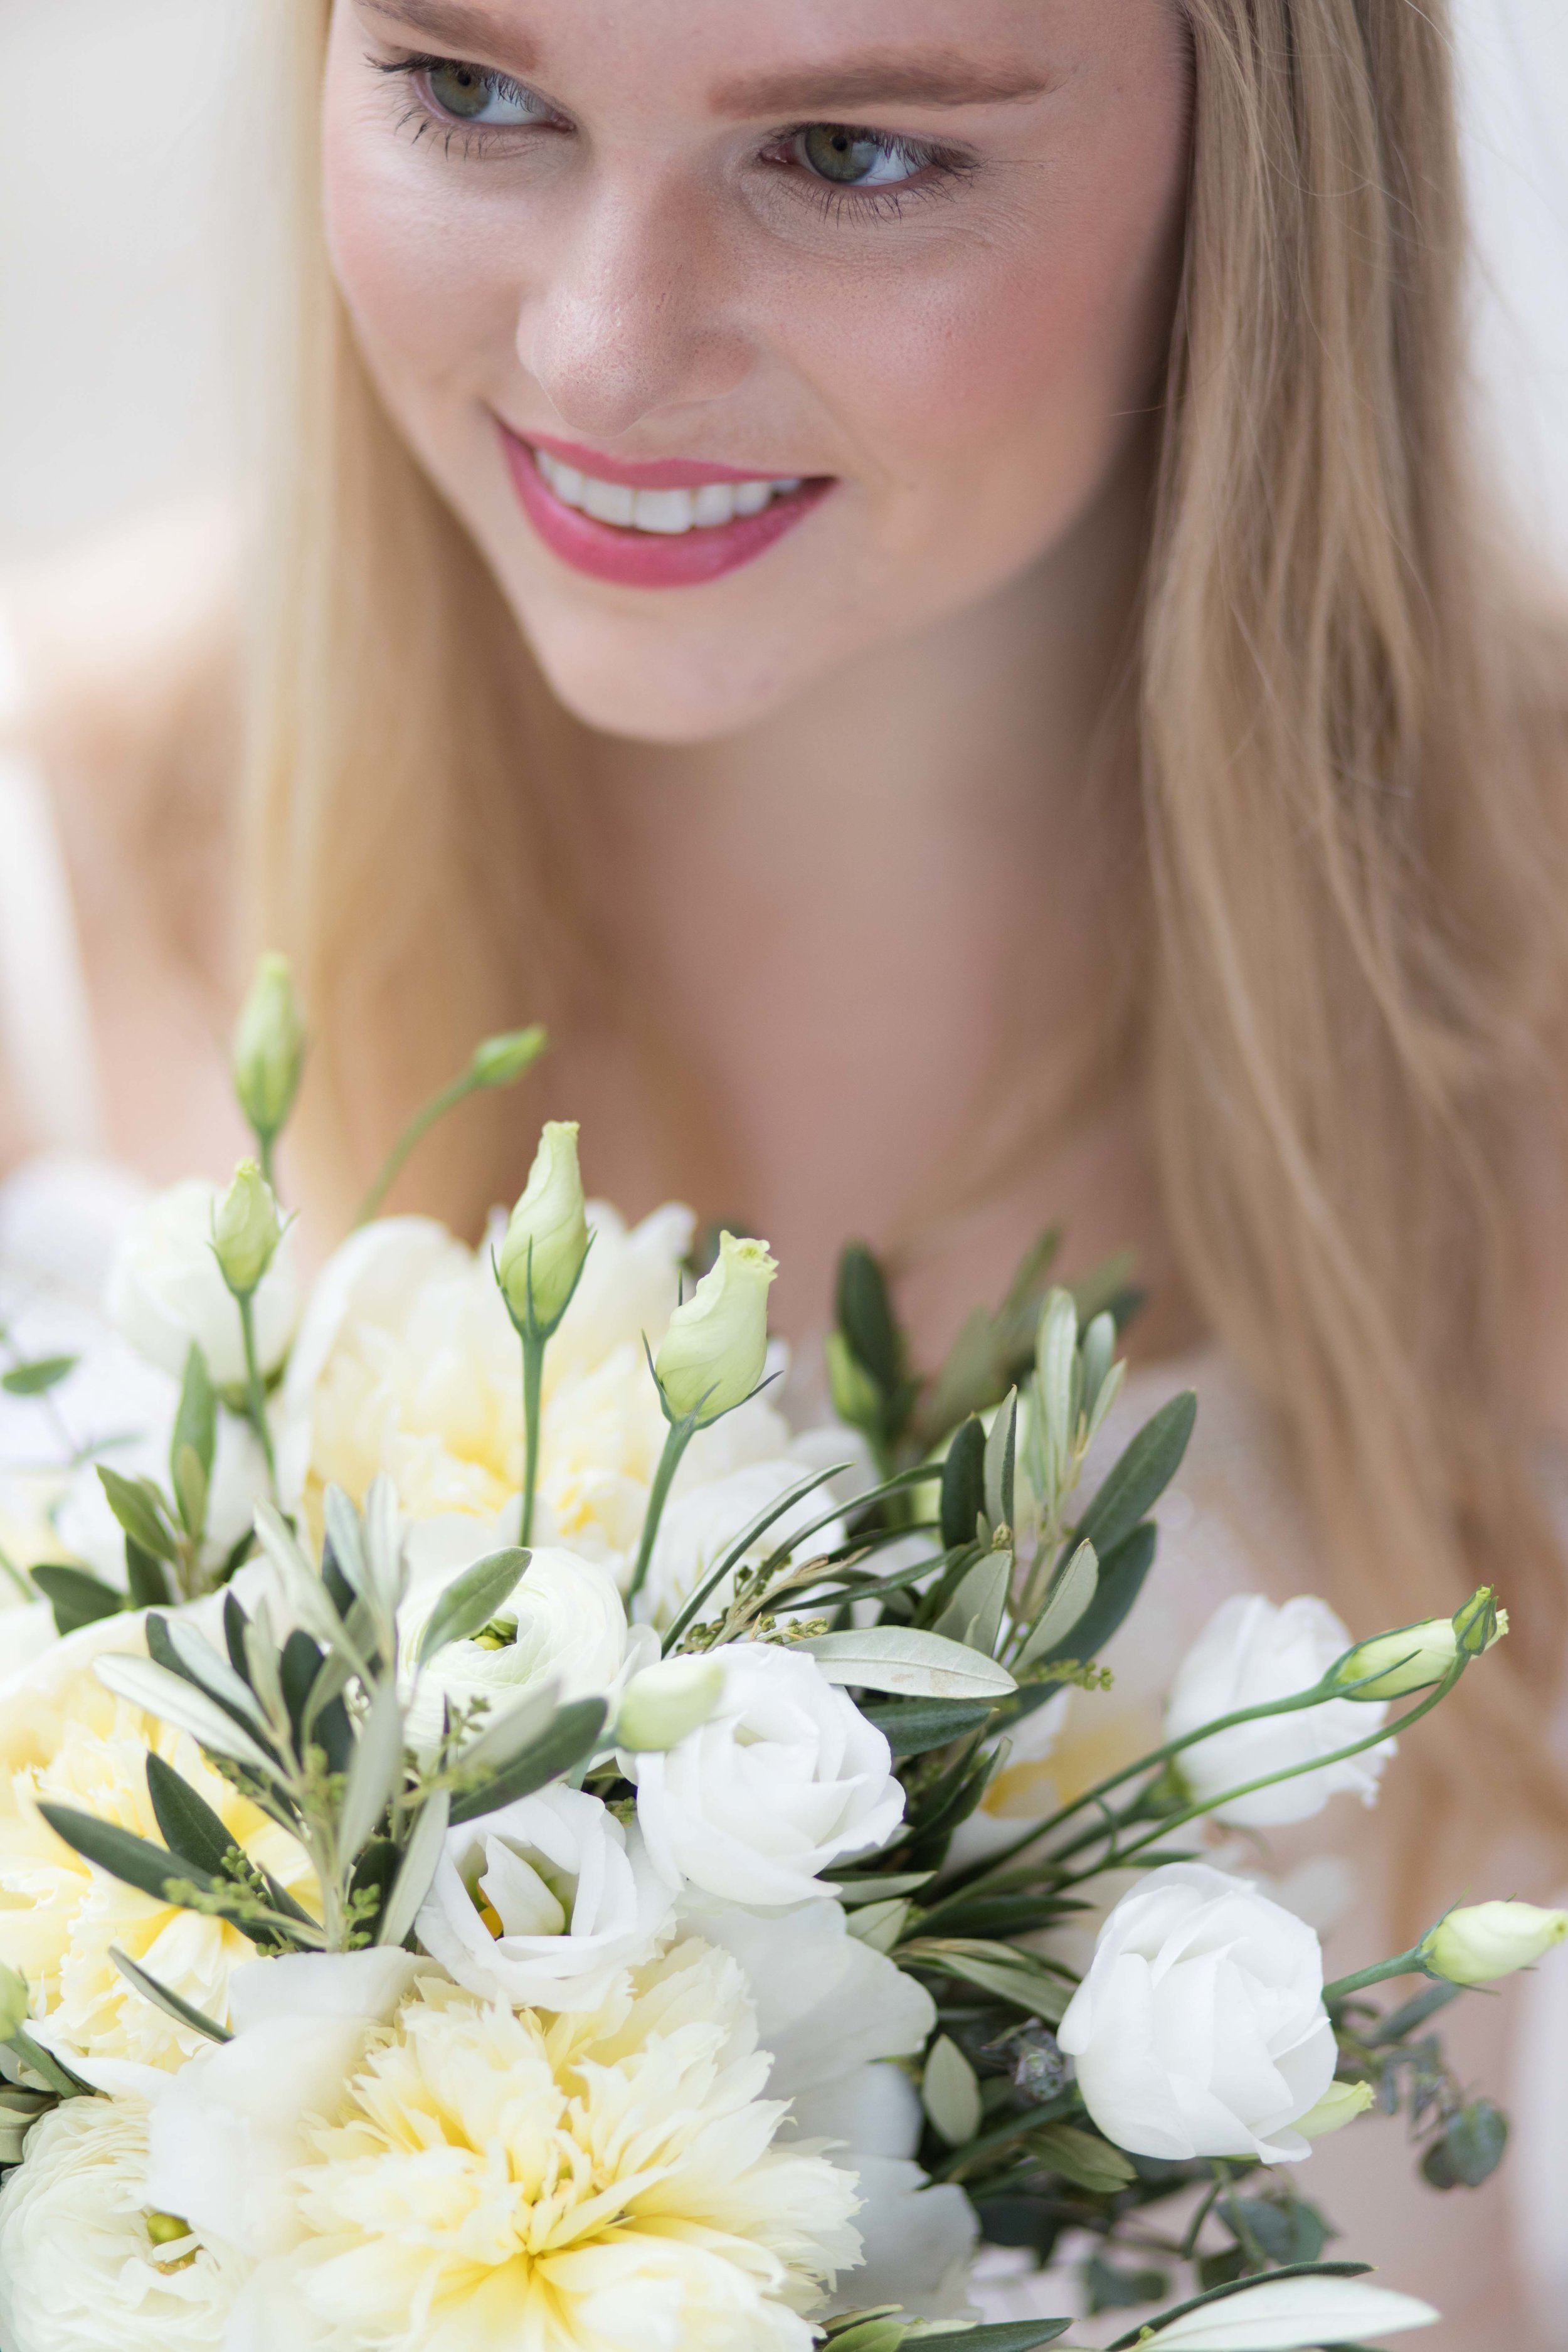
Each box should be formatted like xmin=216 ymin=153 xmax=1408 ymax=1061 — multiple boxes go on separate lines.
xmin=517 ymin=179 xmax=753 ymax=443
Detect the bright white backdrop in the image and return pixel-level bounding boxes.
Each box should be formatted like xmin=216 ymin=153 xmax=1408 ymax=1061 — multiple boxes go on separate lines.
xmin=0 ymin=0 xmax=1563 ymax=565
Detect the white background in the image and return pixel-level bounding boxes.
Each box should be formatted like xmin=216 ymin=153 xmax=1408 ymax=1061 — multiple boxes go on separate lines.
xmin=0 ymin=0 xmax=1563 ymax=566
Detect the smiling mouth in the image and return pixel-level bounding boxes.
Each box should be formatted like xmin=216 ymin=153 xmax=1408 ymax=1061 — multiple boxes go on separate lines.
xmin=534 ymin=447 xmax=808 ymax=536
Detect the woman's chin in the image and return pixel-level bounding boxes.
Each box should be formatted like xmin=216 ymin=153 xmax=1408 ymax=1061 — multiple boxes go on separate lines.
xmin=513 ymin=608 xmax=827 ymax=746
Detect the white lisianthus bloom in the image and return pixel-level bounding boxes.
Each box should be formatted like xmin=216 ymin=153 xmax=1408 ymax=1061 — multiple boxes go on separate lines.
xmin=1165 ymin=1595 xmax=1394 ymax=1828
xmin=688 ymin=1896 xmax=977 ymax=2318
xmin=654 ymin=1232 xmax=777 ymax=1424
xmin=0 ymin=2095 xmax=248 ymax=2351
xmin=1057 ymin=1862 xmax=1337 ymax=2163
xmin=107 ymin=1179 xmax=299 ymax=1388
xmin=636 ymin=1458 xmax=848 ymax=1633
xmin=1423 ymin=1899 xmax=1568 ymax=1986
xmin=278 ymin=1206 xmax=810 ymax=1586
xmin=415 ymin=1783 xmax=675 ymax=2011
xmin=627 ymin=1643 xmax=905 ymax=1907
xmin=0 ymin=1617 xmax=315 ymax=2069
xmin=399 ymin=1542 xmax=656 ymax=1754
xmin=152 ymin=1942 xmax=861 ymax=2352
xmin=497 ymin=1121 xmax=590 ymax=1328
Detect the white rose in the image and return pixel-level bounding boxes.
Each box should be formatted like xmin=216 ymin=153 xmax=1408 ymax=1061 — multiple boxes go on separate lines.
xmin=1057 ymin=1862 xmax=1337 ymax=2163
xmin=399 ymin=1543 xmax=656 ymax=1754
xmin=1165 ymin=1594 xmax=1393 ymax=1828
xmin=416 ymin=1784 xmax=674 ymax=2011
xmin=107 ymin=1179 xmax=299 ymax=1389
xmin=0 ymin=2095 xmax=249 ymax=2351
xmin=627 ymin=1643 xmax=906 ymax=1907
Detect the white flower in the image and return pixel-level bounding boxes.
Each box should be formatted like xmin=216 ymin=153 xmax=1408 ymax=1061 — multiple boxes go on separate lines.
xmin=0 ymin=2095 xmax=248 ymax=2351
xmin=635 ymin=1457 xmax=847 ymax=1633
xmin=0 ymin=1616 xmax=315 ymax=2070
xmin=616 ymin=1653 xmax=727 ymax=1750
xmin=1165 ymin=1595 xmax=1392 ymax=1828
xmin=497 ymin=1121 xmax=590 ymax=1328
xmin=687 ymin=1895 xmax=977 ymax=2318
xmin=399 ymin=1541 xmax=656 ymax=1753
xmin=1142 ymin=2272 xmax=1437 ymax=2346
xmin=627 ymin=1643 xmax=905 ymax=1907
xmin=154 ymin=1941 xmax=861 ymax=2352
xmin=415 ymin=1783 xmax=675 ymax=2011
xmin=1422 ymin=1899 xmax=1568 ymax=1986
xmin=108 ymin=1179 xmax=299 ymax=1388
xmin=1057 ymin=1862 xmax=1337 ymax=2163
xmin=655 ymin=1233 xmax=776 ymax=1424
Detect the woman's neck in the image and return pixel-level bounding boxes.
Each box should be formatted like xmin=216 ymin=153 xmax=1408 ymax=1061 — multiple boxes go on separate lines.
xmin=567 ymin=448 xmax=1189 ymax=1360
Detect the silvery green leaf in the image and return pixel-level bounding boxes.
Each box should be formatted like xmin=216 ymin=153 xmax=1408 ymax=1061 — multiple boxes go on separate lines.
xmin=922 ymin=2033 xmax=982 ymax=2147
xmin=110 ymin=1946 xmax=231 ymax=2045
xmin=243 ymin=1599 xmax=288 ymax=1732
xmin=1084 ymin=1354 xmax=1126 ymax=1450
xmin=93 ymin=1655 xmax=275 ymax=1773
xmin=827 ymin=1870 xmax=935 ymax=1906
xmin=338 ymin=1682 xmax=406 ymax=1858
xmin=983 ymin=1390 xmax=1018 ymax=1532
xmin=1036 ymin=1289 xmax=1078 ymax=1484
xmin=324 ymin=1486 xmax=369 ymax=1597
xmin=451 ymin=1677 xmax=562 ymax=1776
xmin=364 ymin=1477 xmax=408 ymax=1618
xmin=253 ymin=1507 xmax=343 ymax=1651
xmin=378 ymin=1788 xmax=451 ymax=1949
xmin=1019 ymin=1541 xmax=1099 ymax=1666
xmin=1080 ymin=1312 xmax=1116 ymax=1419
xmin=797 ymin=1628 xmax=1016 ymax=1701
xmin=845 ymin=1897 xmax=909 ymax=1954
xmin=159 ymin=1618 xmax=271 ymax=1736
xmin=934 ymin=1550 xmax=1010 ymax=1658
xmin=418 ymin=1550 xmax=530 ymax=1667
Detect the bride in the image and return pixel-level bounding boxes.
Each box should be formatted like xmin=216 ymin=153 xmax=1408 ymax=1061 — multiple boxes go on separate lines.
xmin=2 ymin=1 xmax=1565 ymax=2341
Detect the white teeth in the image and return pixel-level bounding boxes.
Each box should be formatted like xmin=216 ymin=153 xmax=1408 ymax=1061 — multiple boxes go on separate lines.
xmin=534 ymin=447 xmax=804 ymax=534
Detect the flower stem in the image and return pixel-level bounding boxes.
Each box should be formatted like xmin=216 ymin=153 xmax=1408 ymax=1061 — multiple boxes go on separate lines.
xmin=353 ymin=1071 xmax=476 ymax=1229
xmin=237 ymin=1292 xmax=280 ymax=1507
xmin=520 ymin=1330 xmax=544 ymax=1548
xmin=1323 ymin=1944 xmax=1431 ymax=2005
xmin=627 ymin=1417 xmax=698 ymax=1606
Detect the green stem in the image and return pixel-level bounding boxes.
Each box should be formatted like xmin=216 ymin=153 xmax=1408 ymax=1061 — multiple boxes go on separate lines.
xmin=0 ymin=1538 xmax=36 ymax=1607
xmin=1323 ymin=1944 xmax=1431 ymax=2005
xmin=354 ymin=1072 xmax=477 ymax=1228
xmin=627 ymin=1417 xmax=699 ymax=1606
xmin=520 ymin=1331 xmax=544 ymax=1548
xmin=237 ymin=1293 xmax=280 ymax=1507
xmin=258 ymin=1133 xmax=277 ymax=1194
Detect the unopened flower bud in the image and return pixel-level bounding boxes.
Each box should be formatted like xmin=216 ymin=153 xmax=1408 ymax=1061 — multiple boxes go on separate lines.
xmin=1329 ymin=1590 xmax=1508 ymax=1702
xmin=470 ymin=1025 xmax=548 ymax=1091
xmin=1297 ymin=2079 xmax=1375 ymax=2140
xmin=825 ymin=1328 xmax=882 ymax=1433
xmin=654 ymin=1232 xmax=776 ymax=1426
xmin=615 ymin=1655 xmax=726 ymax=1752
xmin=231 ymin=953 xmax=305 ymax=1147
xmin=0 ymin=1962 xmax=29 ymax=2041
xmin=497 ymin=1122 xmax=589 ymax=1332
xmin=1422 ymin=1900 xmax=1568 ymax=1987
xmin=211 ymin=1162 xmax=283 ymax=1298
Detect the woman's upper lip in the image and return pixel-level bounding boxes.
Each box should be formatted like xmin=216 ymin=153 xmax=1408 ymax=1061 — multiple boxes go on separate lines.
xmin=504 ymin=424 xmax=825 ymax=492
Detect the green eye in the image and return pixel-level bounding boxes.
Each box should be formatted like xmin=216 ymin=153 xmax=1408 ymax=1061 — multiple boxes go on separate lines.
xmin=800 ymin=125 xmax=891 ymax=185
xmin=425 ymin=61 xmax=540 ymax=126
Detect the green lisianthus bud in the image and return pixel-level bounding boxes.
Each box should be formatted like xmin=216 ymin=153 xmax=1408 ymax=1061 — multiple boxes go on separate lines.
xmin=825 ymin=1328 xmax=882 ymax=1433
xmin=1328 ymin=1588 xmax=1508 ymax=1702
xmin=0 ymin=1962 xmax=29 ymax=2041
xmin=1422 ymin=1900 xmax=1568 ymax=1987
xmin=1296 ymin=2079 xmax=1375 ymax=2140
xmin=615 ymin=1655 xmax=726 ymax=1751
xmin=470 ymin=1025 xmax=548 ymax=1091
xmin=211 ymin=1161 xmax=284 ymax=1298
xmin=654 ymin=1232 xmax=776 ymax=1426
xmin=497 ymin=1122 xmax=590 ymax=1332
xmin=231 ymin=953 xmax=306 ymax=1147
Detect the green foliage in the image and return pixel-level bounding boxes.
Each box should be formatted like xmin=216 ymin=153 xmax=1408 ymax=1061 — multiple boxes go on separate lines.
xmin=0 ymin=1356 xmax=77 ymax=1398
xmin=29 ymin=1564 xmax=126 ymax=1637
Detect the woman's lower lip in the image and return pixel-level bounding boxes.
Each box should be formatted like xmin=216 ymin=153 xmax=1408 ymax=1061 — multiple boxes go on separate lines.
xmin=500 ymin=426 xmax=834 ymax=589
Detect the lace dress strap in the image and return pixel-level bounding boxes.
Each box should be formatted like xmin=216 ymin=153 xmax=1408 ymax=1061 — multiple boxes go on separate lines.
xmin=0 ymin=615 xmax=107 ymax=1155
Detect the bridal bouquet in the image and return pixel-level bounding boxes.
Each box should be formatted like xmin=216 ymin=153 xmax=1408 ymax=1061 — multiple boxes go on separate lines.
xmin=0 ymin=957 xmax=1558 ymax=2352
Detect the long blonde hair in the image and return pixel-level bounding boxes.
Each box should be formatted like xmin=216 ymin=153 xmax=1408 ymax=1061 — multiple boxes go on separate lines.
xmin=252 ymin=0 xmax=1568 ymax=1862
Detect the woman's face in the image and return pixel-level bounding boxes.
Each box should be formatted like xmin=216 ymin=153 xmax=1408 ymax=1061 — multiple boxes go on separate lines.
xmin=324 ymin=0 xmax=1191 ymax=742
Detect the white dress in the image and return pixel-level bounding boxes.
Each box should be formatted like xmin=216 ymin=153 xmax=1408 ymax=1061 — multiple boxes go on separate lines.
xmin=0 ymin=624 xmax=1564 ymax=2349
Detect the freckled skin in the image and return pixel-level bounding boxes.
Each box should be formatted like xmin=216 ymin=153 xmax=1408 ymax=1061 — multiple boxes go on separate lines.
xmin=324 ymin=0 xmax=1192 ymax=742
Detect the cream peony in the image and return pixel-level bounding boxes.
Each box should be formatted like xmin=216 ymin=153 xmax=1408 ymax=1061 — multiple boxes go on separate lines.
xmin=1057 ymin=1862 xmax=1337 ymax=2164
xmin=278 ymin=1207 xmax=809 ymax=1587
xmin=0 ymin=2094 xmax=248 ymax=2351
xmin=398 ymin=1543 xmax=656 ymax=1754
xmin=152 ymin=1942 xmax=862 ymax=2352
xmin=415 ymin=1783 xmax=675 ymax=2011
xmin=627 ymin=1643 xmax=905 ymax=1907
xmin=1165 ymin=1594 xmax=1393 ymax=1828
xmin=0 ymin=1617 xmax=316 ymax=2069
xmin=107 ymin=1178 xmax=299 ymax=1389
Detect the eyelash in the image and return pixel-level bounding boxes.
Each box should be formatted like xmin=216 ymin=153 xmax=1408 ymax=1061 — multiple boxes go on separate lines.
xmin=369 ymin=53 xmax=974 ymax=218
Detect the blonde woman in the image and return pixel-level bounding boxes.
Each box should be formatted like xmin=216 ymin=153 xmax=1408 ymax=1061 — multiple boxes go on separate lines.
xmin=2 ymin=1 xmax=1566 ymax=2339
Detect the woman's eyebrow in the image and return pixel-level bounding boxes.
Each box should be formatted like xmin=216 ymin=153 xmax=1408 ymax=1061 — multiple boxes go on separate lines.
xmin=359 ymin=0 xmax=539 ymax=70
xmin=707 ymin=51 xmax=1055 ymax=117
